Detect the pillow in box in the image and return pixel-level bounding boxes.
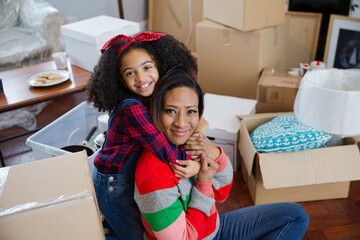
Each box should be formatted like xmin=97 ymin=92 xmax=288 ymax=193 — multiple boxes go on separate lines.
xmin=250 ymin=113 xmax=332 ymax=153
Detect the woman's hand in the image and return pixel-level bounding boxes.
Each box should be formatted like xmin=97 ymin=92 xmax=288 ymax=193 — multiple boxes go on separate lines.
xmin=183 ymin=133 xmax=221 ymax=161
xmin=171 ymin=160 xmax=201 ymax=179
xmin=197 ymin=153 xmax=219 ymax=182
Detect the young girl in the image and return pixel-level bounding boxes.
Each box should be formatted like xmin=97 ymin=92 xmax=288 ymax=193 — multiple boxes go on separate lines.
xmin=86 ymin=32 xmax=203 ymax=239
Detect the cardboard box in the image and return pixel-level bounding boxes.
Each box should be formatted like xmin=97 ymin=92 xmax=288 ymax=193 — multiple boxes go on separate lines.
xmin=196 ymin=20 xmax=287 ymax=100
xmin=238 ymin=112 xmax=360 ymax=205
xmin=61 ymin=15 xmax=140 ymax=72
xmin=202 ymin=93 xmax=257 ymax=171
xmin=256 ymin=68 xmax=302 ymax=113
xmin=148 ymin=0 xmax=203 ymax=53
xmin=204 ymin=0 xmax=286 ymax=31
xmin=0 ymin=151 xmax=105 ymax=240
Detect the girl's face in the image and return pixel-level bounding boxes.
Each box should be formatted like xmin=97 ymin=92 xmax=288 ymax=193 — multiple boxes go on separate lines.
xmin=120 ymin=48 xmax=159 ymax=97
xmin=161 ymin=87 xmax=199 ymax=146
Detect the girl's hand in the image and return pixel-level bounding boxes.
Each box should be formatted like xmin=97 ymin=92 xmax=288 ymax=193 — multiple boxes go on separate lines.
xmin=183 ymin=133 xmax=221 ymax=161
xmin=171 ymin=160 xmax=201 ymax=179
xmin=194 ymin=117 xmax=209 ymax=134
xmin=197 ymin=153 xmax=219 ymax=182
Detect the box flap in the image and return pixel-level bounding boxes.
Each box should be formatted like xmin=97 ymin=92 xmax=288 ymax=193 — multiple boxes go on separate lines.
xmin=239 ymin=120 xmax=257 ymax=176
xmin=238 ymin=112 xmax=294 ymax=176
xmin=203 ymin=93 xmax=257 ymax=133
xmin=61 ymin=15 xmax=140 ymax=47
xmin=259 ymin=144 xmax=360 ymax=189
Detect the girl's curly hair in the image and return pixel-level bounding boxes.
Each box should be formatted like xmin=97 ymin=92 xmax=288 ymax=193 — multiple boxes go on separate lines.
xmin=86 ymin=33 xmax=198 ymax=113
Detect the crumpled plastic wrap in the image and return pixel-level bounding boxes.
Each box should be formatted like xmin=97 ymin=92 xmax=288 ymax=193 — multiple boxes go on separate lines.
xmin=0 ymin=0 xmax=21 ymax=29
xmin=294 ymin=69 xmax=360 ymax=137
xmin=0 ymin=102 xmax=49 ymax=131
xmin=0 ymin=0 xmax=66 ymax=71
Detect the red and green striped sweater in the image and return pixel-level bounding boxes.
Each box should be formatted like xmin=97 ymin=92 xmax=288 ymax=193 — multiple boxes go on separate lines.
xmin=134 ymin=147 xmax=233 ymax=240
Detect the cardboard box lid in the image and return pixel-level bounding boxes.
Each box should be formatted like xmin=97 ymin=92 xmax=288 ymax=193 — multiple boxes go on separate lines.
xmin=203 ymin=93 xmax=257 ymax=134
xmin=61 ymin=15 xmax=140 ymax=47
xmin=0 ymin=151 xmax=104 ymax=240
xmin=238 ymin=113 xmax=360 ymax=189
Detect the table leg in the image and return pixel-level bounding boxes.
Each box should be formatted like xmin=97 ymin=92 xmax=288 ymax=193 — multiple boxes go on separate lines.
xmin=0 ymin=149 xmax=4 ymax=167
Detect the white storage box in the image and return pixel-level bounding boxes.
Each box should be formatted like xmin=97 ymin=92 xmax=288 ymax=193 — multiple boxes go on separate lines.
xmin=203 ymin=93 xmax=257 ymax=171
xmin=61 ymin=15 xmax=140 ymax=72
xmin=26 ymin=102 xmax=104 ymax=160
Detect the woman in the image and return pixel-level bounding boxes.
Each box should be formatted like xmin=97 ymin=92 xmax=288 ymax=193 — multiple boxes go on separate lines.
xmin=134 ymin=67 xmax=309 ymax=240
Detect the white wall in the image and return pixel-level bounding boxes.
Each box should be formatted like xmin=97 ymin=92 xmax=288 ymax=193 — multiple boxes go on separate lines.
xmin=350 ymin=0 xmax=360 ymax=18
xmin=47 ymin=0 xmax=148 ymax=30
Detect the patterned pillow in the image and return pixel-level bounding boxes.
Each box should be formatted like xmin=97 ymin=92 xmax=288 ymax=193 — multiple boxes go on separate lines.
xmin=250 ymin=113 xmax=332 ymax=153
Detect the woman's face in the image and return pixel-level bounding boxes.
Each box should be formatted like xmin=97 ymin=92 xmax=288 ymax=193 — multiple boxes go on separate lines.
xmin=161 ymin=87 xmax=200 ymax=146
xmin=120 ymin=48 xmax=159 ymax=97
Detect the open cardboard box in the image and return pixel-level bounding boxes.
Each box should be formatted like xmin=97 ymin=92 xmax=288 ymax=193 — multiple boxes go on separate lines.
xmin=0 ymin=151 xmax=104 ymax=240
xmin=238 ymin=112 xmax=360 ymax=205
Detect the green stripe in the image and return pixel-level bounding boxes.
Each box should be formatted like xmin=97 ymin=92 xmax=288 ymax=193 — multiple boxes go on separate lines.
xmin=142 ymin=198 xmax=184 ymax=232
xmin=182 ymin=193 xmax=190 ymax=212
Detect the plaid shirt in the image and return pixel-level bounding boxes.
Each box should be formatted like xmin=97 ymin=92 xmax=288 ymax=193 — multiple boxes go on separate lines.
xmin=94 ymin=92 xmax=190 ymax=174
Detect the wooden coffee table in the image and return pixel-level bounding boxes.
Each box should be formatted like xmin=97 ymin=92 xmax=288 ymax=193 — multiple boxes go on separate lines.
xmin=0 ymin=61 xmax=91 ymax=166
xmin=0 ymin=61 xmax=90 ymax=113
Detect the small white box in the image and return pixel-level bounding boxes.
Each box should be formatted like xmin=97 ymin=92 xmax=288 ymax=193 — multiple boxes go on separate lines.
xmin=61 ymin=15 xmax=140 ymax=72
xmin=203 ymin=93 xmax=257 ymax=171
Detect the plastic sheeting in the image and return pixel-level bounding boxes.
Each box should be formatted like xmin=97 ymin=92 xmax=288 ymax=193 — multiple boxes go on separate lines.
xmin=294 ymin=69 xmax=360 ymax=137
xmin=0 ymin=0 xmax=66 ymax=71
xmin=0 ymin=102 xmax=49 ymax=131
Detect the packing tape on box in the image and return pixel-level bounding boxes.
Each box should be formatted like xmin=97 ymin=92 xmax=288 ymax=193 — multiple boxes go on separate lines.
xmin=310 ymin=61 xmax=326 ymax=71
xmin=294 ymin=69 xmax=360 ymax=136
xmin=0 ymin=190 xmax=92 ymax=217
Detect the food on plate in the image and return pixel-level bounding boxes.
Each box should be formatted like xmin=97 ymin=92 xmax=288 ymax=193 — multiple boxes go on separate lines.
xmin=32 ymin=72 xmax=63 ymax=86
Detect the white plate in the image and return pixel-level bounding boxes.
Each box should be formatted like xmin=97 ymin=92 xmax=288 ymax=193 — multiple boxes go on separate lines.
xmin=27 ymin=70 xmax=70 ymax=87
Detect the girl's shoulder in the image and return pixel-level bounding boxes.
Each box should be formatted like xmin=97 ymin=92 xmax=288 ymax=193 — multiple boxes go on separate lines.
xmin=109 ymin=97 xmax=147 ymax=124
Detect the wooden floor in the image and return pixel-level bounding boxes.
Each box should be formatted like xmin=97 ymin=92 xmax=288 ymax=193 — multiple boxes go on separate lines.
xmin=1 ymin=92 xmax=360 ymax=240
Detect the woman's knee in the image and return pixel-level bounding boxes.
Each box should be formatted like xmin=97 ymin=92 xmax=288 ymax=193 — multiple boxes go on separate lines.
xmin=283 ymin=202 xmax=309 ymax=226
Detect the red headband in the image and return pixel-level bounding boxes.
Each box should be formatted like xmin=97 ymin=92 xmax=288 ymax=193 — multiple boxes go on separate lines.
xmin=101 ymin=31 xmax=167 ymax=59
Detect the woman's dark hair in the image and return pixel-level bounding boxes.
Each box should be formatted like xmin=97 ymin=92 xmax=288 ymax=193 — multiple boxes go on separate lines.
xmin=86 ymin=33 xmax=198 ymax=113
xmin=150 ymin=66 xmax=204 ymax=131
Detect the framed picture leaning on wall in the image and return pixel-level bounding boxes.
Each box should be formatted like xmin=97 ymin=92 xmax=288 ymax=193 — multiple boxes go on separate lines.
xmin=324 ymin=14 xmax=360 ymax=69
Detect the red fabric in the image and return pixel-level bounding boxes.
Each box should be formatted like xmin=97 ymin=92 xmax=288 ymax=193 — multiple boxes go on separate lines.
xmin=101 ymin=31 xmax=167 ymax=58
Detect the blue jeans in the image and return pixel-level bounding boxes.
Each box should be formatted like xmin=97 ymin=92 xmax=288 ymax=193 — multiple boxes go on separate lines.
xmin=93 ymin=150 xmax=144 ymax=240
xmin=214 ymin=202 xmax=309 ymax=240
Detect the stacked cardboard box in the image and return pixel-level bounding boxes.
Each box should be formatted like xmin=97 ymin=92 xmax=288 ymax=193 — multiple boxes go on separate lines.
xmin=197 ymin=0 xmax=287 ymax=100
xmin=148 ymin=0 xmax=204 ymax=53
xmin=196 ymin=1 xmax=321 ymax=100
